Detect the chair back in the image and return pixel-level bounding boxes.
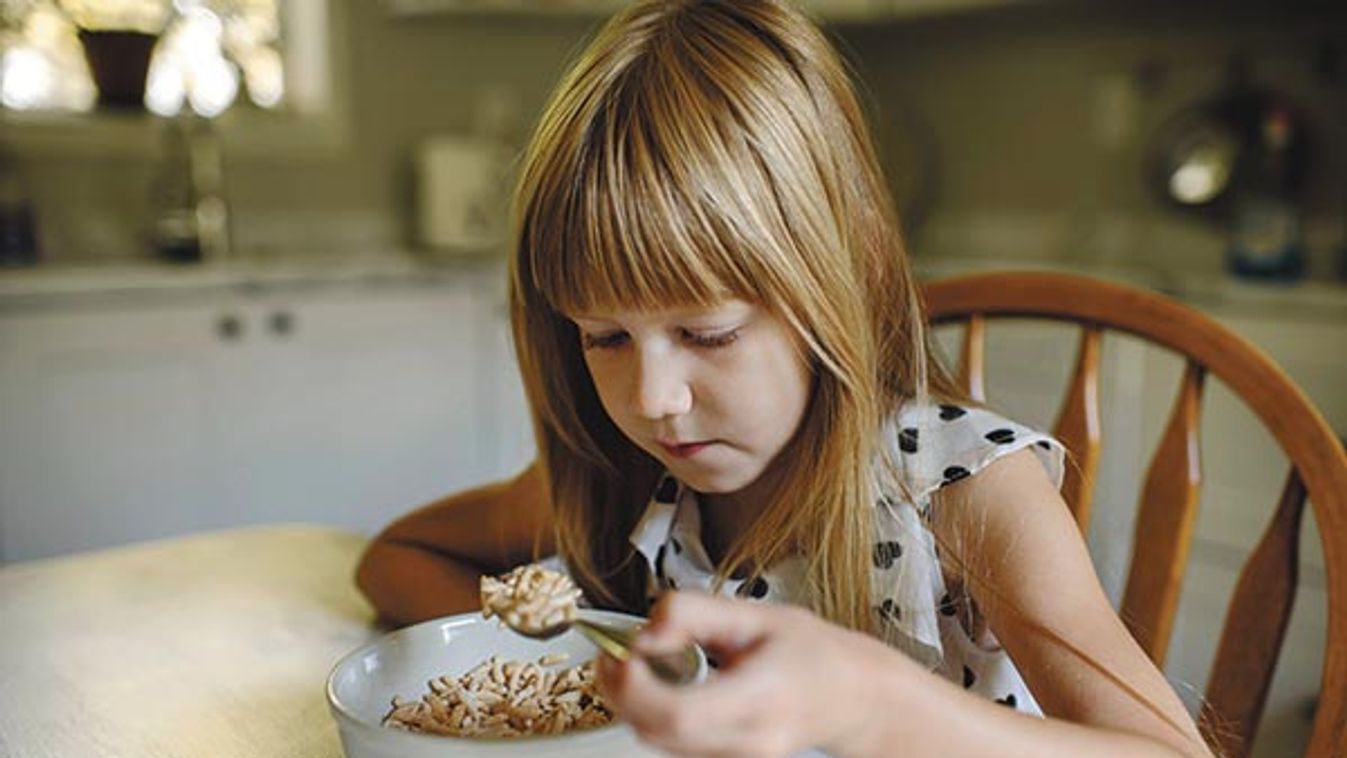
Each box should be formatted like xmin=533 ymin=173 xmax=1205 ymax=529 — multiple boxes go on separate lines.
xmin=921 ymin=271 xmax=1347 ymax=758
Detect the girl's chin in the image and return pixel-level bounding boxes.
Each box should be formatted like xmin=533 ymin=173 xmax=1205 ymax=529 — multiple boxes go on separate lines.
xmin=665 ymin=461 xmax=765 ymax=496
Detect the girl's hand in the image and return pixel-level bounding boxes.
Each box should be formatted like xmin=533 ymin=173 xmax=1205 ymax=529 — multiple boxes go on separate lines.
xmin=596 ymin=590 xmax=909 ymax=758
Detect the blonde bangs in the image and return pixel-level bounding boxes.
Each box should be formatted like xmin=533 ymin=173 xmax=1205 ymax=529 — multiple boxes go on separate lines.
xmin=521 ymin=8 xmax=808 ymax=318
xmin=528 ymin=154 xmax=743 ymax=317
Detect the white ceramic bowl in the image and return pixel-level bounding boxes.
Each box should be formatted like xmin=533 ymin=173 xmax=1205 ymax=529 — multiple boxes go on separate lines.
xmin=326 ymin=610 xmax=682 ymax=758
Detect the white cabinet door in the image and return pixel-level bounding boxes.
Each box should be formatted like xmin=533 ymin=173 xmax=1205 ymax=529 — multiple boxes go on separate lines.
xmin=0 ymin=301 xmax=239 ymax=562
xmin=0 ymin=280 xmax=515 ymax=563
xmin=473 ymin=283 xmax=535 ymax=483
xmin=218 ymin=286 xmax=488 ymax=535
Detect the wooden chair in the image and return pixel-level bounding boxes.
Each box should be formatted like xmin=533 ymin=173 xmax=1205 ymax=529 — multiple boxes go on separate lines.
xmin=921 ymin=270 xmax=1347 ymax=758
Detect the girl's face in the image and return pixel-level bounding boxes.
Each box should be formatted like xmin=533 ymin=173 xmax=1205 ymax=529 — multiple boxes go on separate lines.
xmin=571 ymin=299 xmax=813 ymax=496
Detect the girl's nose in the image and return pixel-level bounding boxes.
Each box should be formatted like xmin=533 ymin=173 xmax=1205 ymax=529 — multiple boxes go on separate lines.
xmin=632 ymin=354 xmax=692 ymax=420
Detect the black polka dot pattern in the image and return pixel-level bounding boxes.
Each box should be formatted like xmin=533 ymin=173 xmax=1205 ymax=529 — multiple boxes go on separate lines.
xmin=938 ymin=404 xmax=967 ymax=421
xmin=872 ymin=540 xmax=903 ymax=569
xmin=963 ymin=665 xmax=977 ymax=689
xmin=654 ymin=476 xmax=679 ymax=503
xmin=654 ymin=544 xmax=667 ymax=580
xmin=899 ymin=427 xmax=919 ymax=454
xmin=671 ymin=538 xmax=682 ymax=554
xmin=736 ymin=576 xmax=769 ymax=600
xmin=984 ymin=428 xmax=1016 ymax=445
xmin=876 ymin=598 xmax=902 ymax=623
xmin=940 ymin=466 xmax=970 ymax=487
xmin=1036 ymin=440 xmax=1052 ymax=450
xmin=996 ymin=694 xmax=1018 ymax=709
xmin=938 ymin=593 xmax=958 ymax=617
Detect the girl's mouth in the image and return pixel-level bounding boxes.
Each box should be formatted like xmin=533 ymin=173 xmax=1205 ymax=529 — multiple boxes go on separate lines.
xmin=660 ymin=440 xmax=714 ymax=459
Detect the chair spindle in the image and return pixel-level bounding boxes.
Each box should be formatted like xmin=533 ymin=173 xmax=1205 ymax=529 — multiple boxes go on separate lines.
xmin=1122 ymin=360 xmax=1206 ymax=665
xmin=1052 ymin=325 xmax=1103 ymax=532
xmin=1199 ymin=468 xmax=1307 ymax=758
xmin=959 ymin=315 xmax=986 ymax=402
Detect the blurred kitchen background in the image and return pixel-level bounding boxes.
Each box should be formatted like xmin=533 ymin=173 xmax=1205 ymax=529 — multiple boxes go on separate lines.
xmin=0 ymin=1 xmax=1343 ymax=756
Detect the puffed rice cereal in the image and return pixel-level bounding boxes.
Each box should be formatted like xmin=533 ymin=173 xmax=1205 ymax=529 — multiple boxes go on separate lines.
xmin=480 ymin=563 xmax=582 ymax=636
xmin=382 ymin=654 xmax=613 ymax=737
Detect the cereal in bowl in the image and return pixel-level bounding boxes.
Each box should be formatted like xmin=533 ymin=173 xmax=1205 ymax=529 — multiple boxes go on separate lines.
xmin=381 ymin=654 xmax=613 ymax=737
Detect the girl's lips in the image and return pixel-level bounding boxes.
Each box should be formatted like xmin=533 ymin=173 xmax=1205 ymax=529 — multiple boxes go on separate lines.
xmin=660 ymin=440 xmax=714 ymax=459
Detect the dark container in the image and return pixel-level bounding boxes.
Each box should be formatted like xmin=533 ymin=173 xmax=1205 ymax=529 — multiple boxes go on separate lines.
xmin=77 ymin=29 xmax=159 ymax=110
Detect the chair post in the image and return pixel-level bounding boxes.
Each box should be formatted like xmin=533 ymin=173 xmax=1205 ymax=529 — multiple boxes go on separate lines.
xmin=1121 ymin=361 xmax=1206 ymax=665
xmin=959 ymin=315 xmax=987 ymax=402
xmin=1199 ymin=469 xmax=1306 ymax=758
xmin=1053 ymin=325 xmax=1103 ymax=532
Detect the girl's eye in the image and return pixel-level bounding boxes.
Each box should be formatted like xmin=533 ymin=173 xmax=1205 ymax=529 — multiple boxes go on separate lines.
xmin=578 ymin=327 xmax=740 ymax=350
xmin=682 ymin=328 xmax=740 ymax=349
xmin=580 ymin=331 xmax=629 ymax=350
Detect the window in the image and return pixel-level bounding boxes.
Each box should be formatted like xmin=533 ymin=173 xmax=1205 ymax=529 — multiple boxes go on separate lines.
xmin=3 ymin=1 xmax=282 ymax=115
xmin=1 ymin=0 xmax=346 ymax=158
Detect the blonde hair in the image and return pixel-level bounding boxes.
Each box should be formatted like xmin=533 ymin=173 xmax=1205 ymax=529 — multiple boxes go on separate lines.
xmin=509 ymin=0 xmax=962 ymax=633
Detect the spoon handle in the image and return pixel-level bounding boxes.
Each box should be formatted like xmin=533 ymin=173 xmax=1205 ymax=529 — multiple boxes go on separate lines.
xmin=574 ymin=619 xmax=703 ymax=686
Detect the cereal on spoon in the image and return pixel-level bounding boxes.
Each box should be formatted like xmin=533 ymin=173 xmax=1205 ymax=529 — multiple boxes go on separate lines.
xmin=480 ymin=563 xmax=584 ymax=636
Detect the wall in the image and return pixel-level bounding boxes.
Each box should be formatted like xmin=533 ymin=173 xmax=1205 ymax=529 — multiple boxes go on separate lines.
xmin=9 ymin=1 xmax=1347 ymax=280
xmin=12 ymin=2 xmax=602 ymax=263
xmin=843 ymin=2 xmax=1347 ymax=280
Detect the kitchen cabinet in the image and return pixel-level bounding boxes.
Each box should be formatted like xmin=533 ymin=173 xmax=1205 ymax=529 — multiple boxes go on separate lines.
xmin=0 ymin=299 xmax=236 ymax=563
xmin=0 ymin=277 xmax=534 ymax=563
xmin=475 ymin=284 xmax=537 ymax=479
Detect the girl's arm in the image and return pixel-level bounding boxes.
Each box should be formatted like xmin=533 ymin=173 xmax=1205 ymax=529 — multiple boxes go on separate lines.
xmin=923 ymin=447 xmax=1212 ymax=757
xmin=605 ymin=591 xmax=1207 ymax=758
xmin=354 ymin=461 xmax=554 ymax=626
xmin=600 ymin=449 xmax=1212 ymax=758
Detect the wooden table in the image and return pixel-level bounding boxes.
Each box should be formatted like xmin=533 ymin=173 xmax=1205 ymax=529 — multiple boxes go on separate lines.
xmin=0 ymin=525 xmax=380 ymax=758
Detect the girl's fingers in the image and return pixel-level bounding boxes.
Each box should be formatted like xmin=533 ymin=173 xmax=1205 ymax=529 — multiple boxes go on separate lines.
xmin=638 ymin=590 xmax=770 ymax=655
xmin=598 ymin=592 xmax=813 ymax=757
xmin=603 ymin=649 xmax=766 ymax=757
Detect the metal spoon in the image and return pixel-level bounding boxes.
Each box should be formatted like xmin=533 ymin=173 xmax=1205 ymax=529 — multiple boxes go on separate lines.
xmin=507 ymin=613 xmax=706 ymax=686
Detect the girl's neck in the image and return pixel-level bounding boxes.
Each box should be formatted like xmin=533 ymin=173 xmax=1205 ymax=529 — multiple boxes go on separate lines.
xmin=698 ymin=458 xmax=789 ymax=566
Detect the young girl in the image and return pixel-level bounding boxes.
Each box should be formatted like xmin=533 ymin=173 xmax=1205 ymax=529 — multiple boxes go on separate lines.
xmin=357 ymin=1 xmax=1211 ymax=756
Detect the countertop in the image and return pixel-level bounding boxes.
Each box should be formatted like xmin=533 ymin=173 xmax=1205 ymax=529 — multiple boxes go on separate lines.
xmin=0 ymin=251 xmax=508 ymax=312
xmin=2 ymin=252 xmax=1346 ymax=322
xmin=0 ymin=525 xmax=379 ymax=758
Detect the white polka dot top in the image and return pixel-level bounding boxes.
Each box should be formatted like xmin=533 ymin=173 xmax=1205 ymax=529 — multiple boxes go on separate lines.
xmin=625 ymin=401 xmax=1066 ymax=719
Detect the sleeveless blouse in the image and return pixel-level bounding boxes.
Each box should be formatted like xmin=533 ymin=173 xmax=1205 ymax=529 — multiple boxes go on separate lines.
xmin=624 ymin=402 xmax=1065 ymax=718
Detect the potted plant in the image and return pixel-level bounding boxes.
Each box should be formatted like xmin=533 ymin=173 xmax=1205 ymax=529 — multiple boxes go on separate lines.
xmin=59 ymin=0 xmax=171 ymax=109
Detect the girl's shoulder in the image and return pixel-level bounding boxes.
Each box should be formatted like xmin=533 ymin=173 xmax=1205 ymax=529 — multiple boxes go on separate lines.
xmin=884 ymin=402 xmax=1065 ymax=507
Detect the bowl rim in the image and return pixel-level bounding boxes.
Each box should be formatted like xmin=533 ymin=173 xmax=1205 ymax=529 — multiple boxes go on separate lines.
xmin=324 ymin=608 xmax=655 ymax=748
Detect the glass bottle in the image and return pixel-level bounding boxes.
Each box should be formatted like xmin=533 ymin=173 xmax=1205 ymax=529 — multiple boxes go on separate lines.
xmin=148 ymin=117 xmax=202 ymax=263
xmin=1226 ymin=105 xmax=1305 ymax=281
xmin=0 ymin=147 xmax=40 ymax=267
xmin=147 ymin=116 xmax=230 ymax=264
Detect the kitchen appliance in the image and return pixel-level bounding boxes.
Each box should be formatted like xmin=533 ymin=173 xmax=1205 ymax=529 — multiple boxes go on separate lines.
xmin=1145 ymin=67 xmax=1312 ymax=280
xmin=416 ymin=135 xmax=514 ymax=254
